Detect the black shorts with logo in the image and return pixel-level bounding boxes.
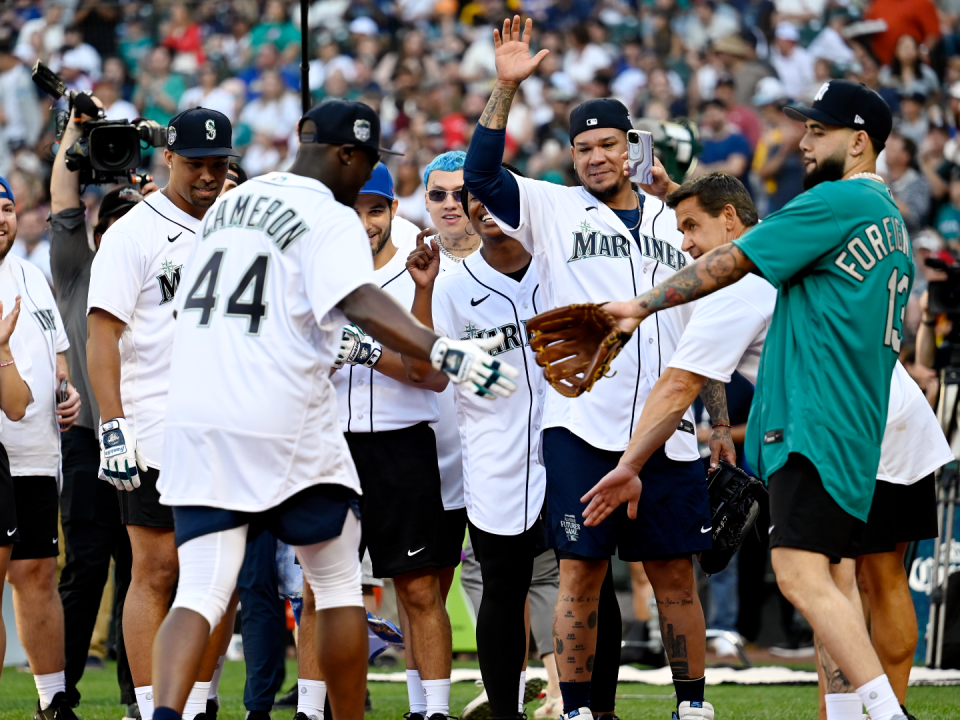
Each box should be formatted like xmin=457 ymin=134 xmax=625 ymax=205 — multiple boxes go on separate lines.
xmin=118 ymin=466 xmax=175 ymax=529
xmin=852 ymin=474 xmax=939 ymax=556
xmin=768 ymin=453 xmax=864 ymax=563
xmin=0 ymin=467 xmax=61 ymax=560
xmin=346 ymin=422 xmax=449 ymax=579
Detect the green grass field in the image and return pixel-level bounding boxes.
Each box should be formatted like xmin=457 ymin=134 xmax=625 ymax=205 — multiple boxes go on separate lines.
xmin=1 ymin=661 xmax=959 ymax=720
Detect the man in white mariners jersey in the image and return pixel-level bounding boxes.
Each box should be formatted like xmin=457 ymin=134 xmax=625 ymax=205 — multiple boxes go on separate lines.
xmin=330 ymin=160 xmax=461 ymax=720
xmin=581 ymin=173 xmax=951 ymax=720
xmin=463 ymin=17 xmax=733 ymax=720
xmin=0 ymin=175 xmax=82 ymax=720
xmin=86 ymin=107 xmax=240 ymax=720
xmin=146 ymin=99 xmax=518 ymax=720
xmin=405 ymin=170 xmax=548 ymax=720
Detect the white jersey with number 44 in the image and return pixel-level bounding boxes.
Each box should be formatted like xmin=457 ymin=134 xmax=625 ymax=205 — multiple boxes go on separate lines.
xmin=159 ymin=172 xmax=374 ymax=511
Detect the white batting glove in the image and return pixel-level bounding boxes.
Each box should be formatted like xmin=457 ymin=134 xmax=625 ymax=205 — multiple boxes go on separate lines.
xmin=99 ymin=417 xmax=147 ymax=491
xmin=430 ymin=333 xmax=519 ymax=399
xmin=333 ymin=325 xmax=383 ymax=369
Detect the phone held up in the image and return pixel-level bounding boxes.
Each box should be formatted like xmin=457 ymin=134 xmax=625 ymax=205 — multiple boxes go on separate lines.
xmin=626 ymin=129 xmax=654 ymax=185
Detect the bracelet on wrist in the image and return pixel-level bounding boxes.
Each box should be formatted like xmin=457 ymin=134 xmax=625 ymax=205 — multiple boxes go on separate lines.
xmin=712 ymin=423 xmax=731 ymax=429
xmin=0 ymin=358 xmax=15 ymax=367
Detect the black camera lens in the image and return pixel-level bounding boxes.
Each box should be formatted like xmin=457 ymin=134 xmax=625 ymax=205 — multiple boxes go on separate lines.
xmin=88 ymin=125 xmax=141 ymax=173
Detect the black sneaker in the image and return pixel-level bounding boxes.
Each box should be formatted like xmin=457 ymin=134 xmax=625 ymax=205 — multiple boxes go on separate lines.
xmin=275 ymin=685 xmax=299 ymax=709
xmin=404 ymin=714 xmax=426 ymax=720
xmin=206 ymin=698 xmax=220 ymax=720
xmin=293 ymin=713 xmax=318 ymax=720
xmin=35 ymin=694 xmax=79 ymax=720
xmin=246 ymin=712 xmax=271 ymax=720
xmin=901 ymin=705 xmax=918 ymax=720
xmin=123 ymin=703 xmax=141 ymax=720
xmin=427 ymin=714 xmax=459 ymax=720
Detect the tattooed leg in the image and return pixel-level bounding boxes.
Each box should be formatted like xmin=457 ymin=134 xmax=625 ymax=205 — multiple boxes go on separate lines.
xmin=553 ymin=558 xmax=607 ymax=695
xmin=644 ymin=557 xmax=705 ymax=680
xmin=815 ymin=559 xmax=861 ymax=720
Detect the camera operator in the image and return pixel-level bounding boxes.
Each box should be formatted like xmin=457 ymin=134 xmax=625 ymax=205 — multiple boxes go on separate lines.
xmin=49 ymin=95 xmax=155 ymax=716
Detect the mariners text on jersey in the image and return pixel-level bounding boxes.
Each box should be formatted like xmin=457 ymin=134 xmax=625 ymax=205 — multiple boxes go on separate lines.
xmin=834 ymin=214 xmax=912 ymax=283
xmin=202 ymin=191 xmax=310 ymax=251
xmin=567 ymin=219 xmax=687 ymax=271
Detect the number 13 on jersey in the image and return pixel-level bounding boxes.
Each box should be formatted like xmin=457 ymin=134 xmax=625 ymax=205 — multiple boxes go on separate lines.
xmin=182 ymin=249 xmax=270 ymax=335
xmin=884 ymin=267 xmax=909 ymax=353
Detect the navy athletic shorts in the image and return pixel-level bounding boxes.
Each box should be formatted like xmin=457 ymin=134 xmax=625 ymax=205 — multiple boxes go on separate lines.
xmin=172 ymin=483 xmax=361 ymax=548
xmin=542 ymin=427 xmax=711 ymax=561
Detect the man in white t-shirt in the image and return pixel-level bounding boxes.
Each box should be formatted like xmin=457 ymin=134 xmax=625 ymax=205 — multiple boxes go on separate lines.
xmin=0 ymin=176 xmax=81 ymax=720
xmin=581 ymin=172 xmax=951 ymax=720
xmin=86 ymin=108 xmax=240 ymax=720
xmin=146 ymin=100 xmax=518 ymax=720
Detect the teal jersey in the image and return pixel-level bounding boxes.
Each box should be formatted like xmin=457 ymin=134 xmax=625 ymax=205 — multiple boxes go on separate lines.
xmin=732 ymin=178 xmax=913 ymax=521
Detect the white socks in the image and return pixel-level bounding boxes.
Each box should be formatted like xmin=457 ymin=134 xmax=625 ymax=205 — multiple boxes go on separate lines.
xmin=826 ymin=693 xmax=863 ymax=720
xmin=298 ymin=679 xmax=327 ymax=719
xmin=34 ymin=671 xmax=65 ymax=710
xmin=185 ymin=681 xmax=211 ymax=719
xmin=209 ymin=655 xmax=226 ymax=701
xmin=422 ymin=678 xmax=451 ymax=717
xmin=406 ymin=670 xmax=427 ymax=715
xmin=857 ymin=675 xmax=902 ymax=720
xmin=519 ymin=671 xmax=527 ymax=712
xmin=135 ymin=686 xmax=156 ymax=720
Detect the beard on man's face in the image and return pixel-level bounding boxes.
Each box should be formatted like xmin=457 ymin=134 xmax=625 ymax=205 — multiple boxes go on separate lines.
xmin=581 ymin=167 xmax=627 ymax=202
xmin=372 ymin=223 xmax=392 ymax=256
xmin=802 ymin=154 xmax=846 ymax=190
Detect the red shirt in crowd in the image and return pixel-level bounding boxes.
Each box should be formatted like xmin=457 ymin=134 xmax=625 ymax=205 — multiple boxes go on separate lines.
xmin=865 ymin=0 xmax=940 ymax=66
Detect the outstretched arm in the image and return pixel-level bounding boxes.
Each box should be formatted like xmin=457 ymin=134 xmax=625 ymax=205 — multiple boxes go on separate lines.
xmin=579 ymin=367 xmax=707 ymax=526
xmin=604 ymin=243 xmax=756 ymax=334
xmin=338 ymin=284 xmax=439 ymax=362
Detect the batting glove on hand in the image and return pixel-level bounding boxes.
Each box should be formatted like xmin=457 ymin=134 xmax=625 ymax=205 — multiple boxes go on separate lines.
xmin=99 ymin=417 xmax=147 ymax=491
xmin=430 ymin=333 xmax=519 ymax=399
xmin=333 ymin=325 xmax=383 ymax=369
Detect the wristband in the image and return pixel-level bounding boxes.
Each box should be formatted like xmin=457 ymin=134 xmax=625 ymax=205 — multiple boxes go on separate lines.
xmin=712 ymin=423 xmax=731 ymax=429
xmin=0 ymin=358 xmax=15 ymax=367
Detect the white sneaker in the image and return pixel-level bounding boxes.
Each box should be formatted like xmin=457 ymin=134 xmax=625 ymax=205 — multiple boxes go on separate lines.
xmin=561 ymin=707 xmax=593 ymax=720
xmin=460 ymin=683 xmax=491 ymax=720
xmin=534 ymin=694 xmax=563 ymax=719
xmin=711 ymin=636 xmax=739 ymax=658
xmin=673 ymin=701 xmax=715 ymax=720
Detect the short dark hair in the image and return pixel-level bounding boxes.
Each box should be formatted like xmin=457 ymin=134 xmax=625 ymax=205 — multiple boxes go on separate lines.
xmin=227 ymin=161 xmax=247 ymax=185
xmin=665 ymin=172 xmax=759 ymax=228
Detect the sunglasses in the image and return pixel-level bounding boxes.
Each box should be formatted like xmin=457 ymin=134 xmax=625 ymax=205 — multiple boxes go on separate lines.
xmin=427 ymin=189 xmax=463 ymax=203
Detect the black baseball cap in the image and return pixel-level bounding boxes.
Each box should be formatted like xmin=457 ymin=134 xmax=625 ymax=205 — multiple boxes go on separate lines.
xmin=166 ymin=107 xmax=240 ymax=158
xmin=99 ymin=185 xmax=144 ymax=220
xmin=569 ymin=98 xmax=633 ymax=144
xmin=784 ymin=79 xmax=893 ymax=144
xmin=299 ymin=99 xmax=402 ymax=156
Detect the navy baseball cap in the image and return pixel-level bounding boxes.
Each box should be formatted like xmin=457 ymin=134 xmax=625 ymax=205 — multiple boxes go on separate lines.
xmin=99 ymin=185 xmax=143 ymax=220
xmin=359 ymin=163 xmax=394 ymax=200
xmin=569 ymin=98 xmax=633 ymax=144
xmin=167 ymin=107 xmax=239 ymax=158
xmin=0 ymin=175 xmax=12 ymax=203
xmin=299 ymin=99 xmax=402 ymax=156
xmin=784 ymin=79 xmax=893 ymax=144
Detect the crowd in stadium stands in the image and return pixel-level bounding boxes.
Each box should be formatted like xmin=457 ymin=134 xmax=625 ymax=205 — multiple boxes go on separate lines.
xmin=0 ymin=0 xmax=955 ymax=667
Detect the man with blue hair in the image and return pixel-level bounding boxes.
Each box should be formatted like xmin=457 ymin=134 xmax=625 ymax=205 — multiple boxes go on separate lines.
xmin=422 ymin=151 xmax=477 ymax=264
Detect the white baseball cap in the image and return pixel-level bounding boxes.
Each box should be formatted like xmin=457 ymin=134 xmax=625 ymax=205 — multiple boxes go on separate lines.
xmin=349 ymin=17 xmax=379 ymax=36
xmin=775 ymin=22 xmax=800 ymax=42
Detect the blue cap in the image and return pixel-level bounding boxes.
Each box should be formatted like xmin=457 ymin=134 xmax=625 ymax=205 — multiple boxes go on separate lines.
xmin=0 ymin=176 xmax=12 ymax=204
xmin=359 ymin=163 xmax=394 ymax=201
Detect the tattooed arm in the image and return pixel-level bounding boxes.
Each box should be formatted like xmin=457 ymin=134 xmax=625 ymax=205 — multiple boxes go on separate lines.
xmin=604 ymin=243 xmax=757 ymax=334
xmin=479 ymin=16 xmax=549 ymax=129
xmin=699 ymin=378 xmax=737 ymax=468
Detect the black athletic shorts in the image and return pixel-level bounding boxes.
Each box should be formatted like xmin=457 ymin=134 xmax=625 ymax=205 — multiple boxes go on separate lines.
xmin=768 ymin=453 xmax=864 ymax=563
xmin=0 ymin=442 xmax=14 ymax=547
xmin=4 ymin=474 xmax=60 ymax=560
xmin=852 ymin=474 xmax=939 ymax=556
xmin=173 ymin=483 xmax=361 ymax=548
xmin=118 ymin=466 xmax=174 ymax=529
xmin=346 ymin=422 xmax=449 ymax=579
xmin=443 ymin=507 xmax=469 ymax=568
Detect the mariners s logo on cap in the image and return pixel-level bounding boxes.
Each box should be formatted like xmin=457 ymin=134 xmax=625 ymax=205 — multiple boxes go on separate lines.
xmin=205 ymin=119 xmax=217 ymax=140
xmin=354 ymin=119 xmax=371 ymax=142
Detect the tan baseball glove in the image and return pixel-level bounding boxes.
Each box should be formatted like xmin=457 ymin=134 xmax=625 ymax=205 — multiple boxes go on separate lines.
xmin=527 ymin=303 xmax=633 ymax=398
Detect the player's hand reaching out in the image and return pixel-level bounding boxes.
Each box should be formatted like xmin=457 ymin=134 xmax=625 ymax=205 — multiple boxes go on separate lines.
xmin=431 ymin=333 xmax=520 ymax=399
xmin=406 ymin=228 xmax=440 ymax=289
xmin=494 ymin=16 xmax=549 ymax=87
xmin=708 ymin=426 xmax=737 ymax=470
xmin=601 ymin=299 xmax=646 ymax=334
xmin=581 ymin=464 xmax=643 ymax=526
